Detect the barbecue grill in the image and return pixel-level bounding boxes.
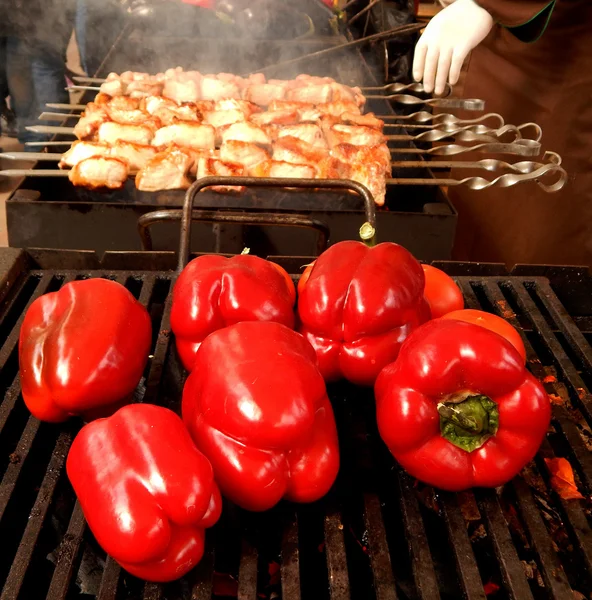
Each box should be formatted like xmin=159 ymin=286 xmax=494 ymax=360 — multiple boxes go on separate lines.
xmin=0 ymin=1 xmax=472 ymax=259
xmin=1 ymin=234 xmax=592 ymax=599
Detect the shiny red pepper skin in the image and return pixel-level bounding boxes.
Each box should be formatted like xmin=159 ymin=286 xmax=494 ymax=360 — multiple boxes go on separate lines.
xmin=182 ymin=321 xmax=339 ymax=512
xmin=297 ymin=241 xmax=430 ymax=386
xmin=375 ymin=319 xmax=551 ymax=490
xmin=19 ymin=279 xmax=152 ymax=423
xmin=67 ymin=404 xmax=221 ymax=582
xmin=171 ymin=254 xmax=296 ymax=371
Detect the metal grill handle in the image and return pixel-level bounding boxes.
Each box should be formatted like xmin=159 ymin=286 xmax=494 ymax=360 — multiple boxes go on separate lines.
xmin=178 ymin=177 xmax=377 ymax=271
xmin=137 ymin=208 xmax=330 ymax=257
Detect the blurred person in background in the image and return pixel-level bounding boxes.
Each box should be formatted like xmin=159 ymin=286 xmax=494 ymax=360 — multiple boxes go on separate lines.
xmin=0 ymin=39 xmax=18 ymax=139
xmin=0 ymin=0 xmax=75 ymax=147
xmin=412 ymin=0 xmax=592 ymax=267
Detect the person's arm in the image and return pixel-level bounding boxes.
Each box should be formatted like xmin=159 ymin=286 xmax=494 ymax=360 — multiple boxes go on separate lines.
xmin=413 ymin=0 xmax=555 ymax=95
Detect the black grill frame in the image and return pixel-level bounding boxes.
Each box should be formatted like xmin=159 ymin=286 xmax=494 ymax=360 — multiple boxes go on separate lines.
xmin=0 ymin=248 xmax=591 ymax=600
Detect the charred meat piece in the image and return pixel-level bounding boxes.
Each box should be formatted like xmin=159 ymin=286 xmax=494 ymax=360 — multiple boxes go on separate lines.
xmin=59 ymin=141 xmax=111 ymax=169
xmin=106 ymin=96 xmax=142 ymax=112
xmin=251 ymin=160 xmax=317 ymax=179
xmin=201 ymin=76 xmax=240 ymax=101
xmin=250 ymin=109 xmax=300 ymax=126
xmin=97 ymin=122 xmax=155 ymax=145
xmin=219 ymin=140 xmax=270 ymax=171
xmin=272 ymin=136 xmax=327 ymax=166
xmin=331 ymin=143 xmax=391 ymax=175
xmin=329 ymin=82 xmax=365 ymax=107
xmin=68 ymin=156 xmax=128 ymax=190
xmin=196 ymin=157 xmax=245 ymax=192
xmin=136 ymin=148 xmax=194 ymax=191
xmin=152 ymin=123 xmax=216 ymax=150
xmin=220 ymin=122 xmax=271 ymax=147
xmin=243 ymin=83 xmax=288 ymax=106
xmin=268 ymin=100 xmax=315 ymax=113
xmin=109 ymin=140 xmax=159 ymax=174
xmin=323 ymin=123 xmax=385 ymax=148
xmin=277 ymin=123 xmax=327 ymax=149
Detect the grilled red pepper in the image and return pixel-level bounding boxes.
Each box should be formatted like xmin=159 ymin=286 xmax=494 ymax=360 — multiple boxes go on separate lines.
xmin=297 ymin=241 xmax=430 ymax=386
xmin=375 ymin=319 xmax=550 ymax=490
xmin=67 ymin=404 xmax=221 ymax=582
xmin=19 ymin=279 xmax=151 ymax=422
xmin=171 ymin=254 xmax=295 ymax=371
xmin=182 ymin=321 xmax=339 ymax=512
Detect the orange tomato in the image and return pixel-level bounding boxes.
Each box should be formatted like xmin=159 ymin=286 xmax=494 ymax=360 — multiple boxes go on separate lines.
xmin=270 ymin=262 xmax=296 ymax=306
xmin=441 ymin=309 xmax=527 ymax=363
xmin=422 ymin=264 xmax=464 ymax=319
xmin=297 ymin=261 xmax=315 ymax=297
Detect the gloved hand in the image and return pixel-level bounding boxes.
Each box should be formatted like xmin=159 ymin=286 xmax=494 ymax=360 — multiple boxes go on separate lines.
xmin=413 ymin=0 xmax=494 ymax=95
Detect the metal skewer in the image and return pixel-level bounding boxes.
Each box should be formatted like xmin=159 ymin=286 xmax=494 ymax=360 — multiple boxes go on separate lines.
xmin=72 ymin=76 xmax=105 ymax=84
xmin=361 ymin=82 xmax=452 ymax=95
xmin=365 ymin=93 xmax=485 ymax=111
xmin=66 ymin=85 xmax=100 ymax=92
xmin=386 ymin=162 xmax=566 ymax=193
xmin=0 ymin=152 xmax=62 ymax=161
xmin=390 ymin=140 xmax=541 ymax=157
xmin=391 ymin=151 xmax=562 ymax=172
xmin=0 ymin=162 xmax=566 ymax=193
xmin=25 ymin=141 xmax=74 ymax=147
xmin=47 ymin=103 xmax=86 ymax=111
xmin=381 ymin=112 xmax=504 ymax=126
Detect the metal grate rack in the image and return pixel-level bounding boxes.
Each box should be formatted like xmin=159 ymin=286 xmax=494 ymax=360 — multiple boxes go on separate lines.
xmin=0 ymin=250 xmax=591 ymax=599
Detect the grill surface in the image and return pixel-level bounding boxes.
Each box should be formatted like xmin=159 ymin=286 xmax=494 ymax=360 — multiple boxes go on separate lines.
xmin=0 ymin=249 xmax=591 ymax=600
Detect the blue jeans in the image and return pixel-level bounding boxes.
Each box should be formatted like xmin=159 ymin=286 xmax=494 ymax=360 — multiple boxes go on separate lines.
xmin=1 ymin=37 xmax=69 ymax=147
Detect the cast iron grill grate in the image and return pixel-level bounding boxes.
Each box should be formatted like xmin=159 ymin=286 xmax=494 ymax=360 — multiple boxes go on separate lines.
xmin=0 ymin=259 xmax=591 ymax=600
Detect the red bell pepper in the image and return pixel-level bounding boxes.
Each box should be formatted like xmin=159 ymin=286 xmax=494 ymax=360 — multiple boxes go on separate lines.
xmin=171 ymin=254 xmax=295 ymax=371
xmin=182 ymin=321 xmax=339 ymax=512
xmin=375 ymin=319 xmax=550 ymax=490
xmin=19 ymin=279 xmax=152 ymax=423
xmin=67 ymin=404 xmax=221 ymax=582
xmin=297 ymin=241 xmax=430 ymax=386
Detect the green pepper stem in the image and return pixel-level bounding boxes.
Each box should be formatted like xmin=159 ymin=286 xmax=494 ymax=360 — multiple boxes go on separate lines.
xmin=437 ymin=403 xmax=480 ymax=433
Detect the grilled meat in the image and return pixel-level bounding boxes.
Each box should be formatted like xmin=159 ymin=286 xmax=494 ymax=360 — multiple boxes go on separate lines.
xmin=220 ymin=122 xmax=271 ymax=146
xmin=196 ymin=157 xmax=245 ymax=192
xmin=219 ymin=140 xmax=270 ymax=171
xmin=276 ymin=123 xmax=327 ymax=149
xmin=272 ymin=136 xmax=327 ymax=167
xmin=286 ymin=84 xmax=333 ymax=105
xmin=68 ymin=156 xmax=128 ymax=190
xmin=243 ymin=83 xmax=288 ymax=106
xmin=106 ymin=106 xmax=151 ymax=126
xmin=163 ymin=76 xmax=200 ymax=104
xmin=109 ymin=140 xmax=159 ymax=174
xmin=135 ymin=148 xmax=194 ymax=191
xmin=152 ymin=123 xmax=216 ymax=150
xmin=323 ymin=123 xmax=385 ymax=148
xmin=250 ymin=109 xmax=300 ymax=126
xmin=97 ymin=122 xmax=155 ymax=145
xmin=331 ymin=143 xmax=391 ymax=175
xmin=74 ymin=105 xmax=110 ymax=140
xmin=203 ymin=109 xmax=246 ymax=130
xmin=59 ymin=141 xmax=111 ymax=168
xmin=201 ymin=76 xmax=241 ymax=101
xmin=251 ymin=160 xmax=317 ymax=180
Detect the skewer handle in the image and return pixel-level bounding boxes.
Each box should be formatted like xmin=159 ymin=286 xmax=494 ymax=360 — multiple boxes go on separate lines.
xmin=66 ymin=85 xmax=101 ymax=92
xmin=47 ymin=103 xmax=86 ymax=111
xmin=25 ymin=141 xmax=74 ymax=147
xmin=38 ymin=112 xmax=79 ymax=121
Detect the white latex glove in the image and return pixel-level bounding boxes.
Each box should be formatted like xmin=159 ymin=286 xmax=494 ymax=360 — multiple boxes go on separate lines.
xmin=413 ymin=0 xmax=494 ymax=95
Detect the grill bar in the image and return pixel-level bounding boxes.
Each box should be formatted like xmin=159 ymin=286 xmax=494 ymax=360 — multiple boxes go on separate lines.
xmin=475 ymin=490 xmax=534 ymax=600
xmin=0 ymin=255 xmax=591 ymax=600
